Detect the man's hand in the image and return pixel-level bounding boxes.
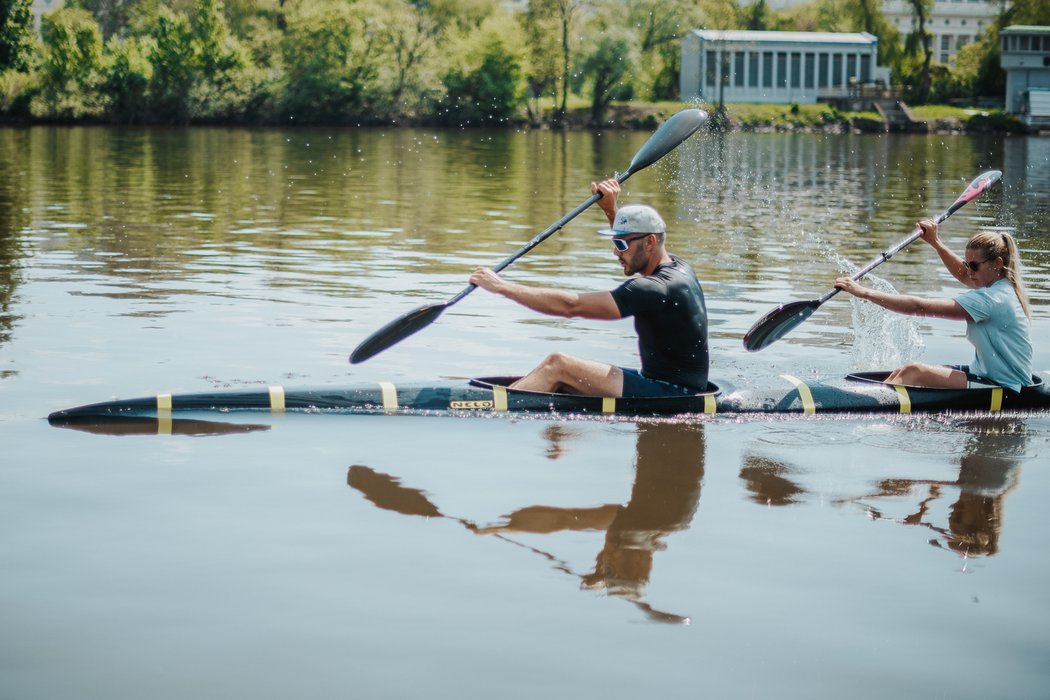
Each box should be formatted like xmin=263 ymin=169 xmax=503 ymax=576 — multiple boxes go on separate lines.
xmin=592 ymin=179 xmax=621 ymax=224
xmin=470 ymin=266 xmax=504 ymax=293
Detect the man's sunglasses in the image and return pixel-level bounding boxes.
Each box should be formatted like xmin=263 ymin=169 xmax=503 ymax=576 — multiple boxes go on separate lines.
xmin=612 ymin=234 xmax=652 ymax=252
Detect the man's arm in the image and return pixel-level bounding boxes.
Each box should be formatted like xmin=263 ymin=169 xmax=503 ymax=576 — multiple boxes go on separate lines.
xmin=470 ymin=267 xmax=622 ymax=320
xmin=592 ymin=179 xmax=620 ymax=225
xmin=834 ymin=277 xmax=971 ymax=321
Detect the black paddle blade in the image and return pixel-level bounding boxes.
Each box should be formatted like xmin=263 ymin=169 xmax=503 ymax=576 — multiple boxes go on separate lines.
xmin=349 ymin=302 xmax=448 ymax=364
xmin=627 ymin=109 xmax=708 ymax=174
xmin=742 ymin=300 xmax=821 ymax=352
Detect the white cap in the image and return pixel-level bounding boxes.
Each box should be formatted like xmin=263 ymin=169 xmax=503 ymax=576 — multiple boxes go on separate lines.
xmin=597 ymin=204 xmax=666 ymax=237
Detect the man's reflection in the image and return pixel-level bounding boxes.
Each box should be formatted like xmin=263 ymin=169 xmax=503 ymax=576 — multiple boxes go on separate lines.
xmin=347 ymin=421 xmax=706 ymax=623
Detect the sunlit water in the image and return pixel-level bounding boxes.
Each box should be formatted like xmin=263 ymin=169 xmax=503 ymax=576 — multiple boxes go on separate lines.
xmin=1 ymin=126 xmax=1049 ymax=699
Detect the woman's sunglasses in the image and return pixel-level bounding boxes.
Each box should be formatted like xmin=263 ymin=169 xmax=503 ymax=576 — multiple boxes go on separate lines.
xmin=612 ymin=234 xmax=652 ymax=252
xmin=965 ymin=258 xmax=992 ymax=271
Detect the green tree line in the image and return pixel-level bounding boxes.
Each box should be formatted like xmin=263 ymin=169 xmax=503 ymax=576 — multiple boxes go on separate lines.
xmin=1 ymin=0 xmax=1048 ymax=126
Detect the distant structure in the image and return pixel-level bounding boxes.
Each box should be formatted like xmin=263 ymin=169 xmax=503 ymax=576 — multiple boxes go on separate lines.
xmin=30 ymin=0 xmax=61 ymax=27
xmin=680 ymin=30 xmax=890 ymax=105
xmin=999 ymin=25 xmax=1050 ymax=128
xmin=881 ymin=0 xmax=1002 ymax=65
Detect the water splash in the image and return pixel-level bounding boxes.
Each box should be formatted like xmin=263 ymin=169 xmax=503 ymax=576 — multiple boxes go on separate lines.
xmin=834 ymin=254 xmax=926 ymax=370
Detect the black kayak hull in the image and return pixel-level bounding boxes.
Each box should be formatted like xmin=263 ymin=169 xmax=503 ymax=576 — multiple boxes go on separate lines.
xmin=48 ymin=372 xmax=1050 ymax=424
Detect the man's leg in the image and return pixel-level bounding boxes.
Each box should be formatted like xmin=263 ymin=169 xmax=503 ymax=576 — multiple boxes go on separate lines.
xmin=886 ymin=362 xmax=967 ymax=389
xmin=510 ymin=352 xmax=624 ymax=395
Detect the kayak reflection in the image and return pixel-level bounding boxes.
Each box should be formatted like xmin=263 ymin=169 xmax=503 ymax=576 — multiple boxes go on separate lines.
xmin=347 ymin=421 xmax=705 ymax=624
xmin=47 ymin=415 xmax=271 ymax=437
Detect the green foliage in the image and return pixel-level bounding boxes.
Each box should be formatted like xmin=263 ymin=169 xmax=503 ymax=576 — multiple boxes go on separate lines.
xmin=0 ymin=69 xmax=34 ymax=118
xmin=1 ymin=0 xmax=35 ymax=72
xmin=36 ymin=7 xmax=105 ymax=118
xmin=435 ymin=37 xmax=522 ymax=125
xmin=573 ymin=31 xmax=636 ymax=125
xmin=279 ymin=0 xmax=384 ymax=123
xmin=101 ymin=35 xmax=152 ymax=122
xmin=146 ymin=5 xmax=195 ymax=122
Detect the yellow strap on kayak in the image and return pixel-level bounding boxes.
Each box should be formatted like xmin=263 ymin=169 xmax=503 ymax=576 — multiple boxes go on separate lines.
xmin=268 ymin=386 xmax=286 ymax=413
xmin=378 ymin=382 xmax=398 ymax=412
xmin=158 ymin=415 xmax=172 ymax=436
xmin=894 ymin=385 xmax=912 ymax=414
xmin=156 ymin=393 xmax=172 ymax=413
xmin=781 ymin=375 xmax=815 ymax=414
xmin=602 ymin=397 xmax=616 ymax=414
xmin=989 ymin=387 xmax=1003 ymax=413
xmin=704 ymin=394 xmax=717 ymax=414
xmin=492 ymin=385 xmax=508 ymax=411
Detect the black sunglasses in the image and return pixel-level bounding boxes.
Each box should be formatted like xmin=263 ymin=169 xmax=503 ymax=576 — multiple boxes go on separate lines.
xmin=612 ymin=234 xmax=652 ymax=252
xmin=965 ymin=258 xmax=992 ymax=271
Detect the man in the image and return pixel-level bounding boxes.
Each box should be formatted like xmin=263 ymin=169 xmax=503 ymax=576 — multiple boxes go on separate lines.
xmin=469 ymin=179 xmax=709 ymax=397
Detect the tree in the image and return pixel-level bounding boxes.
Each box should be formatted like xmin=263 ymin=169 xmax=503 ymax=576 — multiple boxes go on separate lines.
xmin=101 ymin=35 xmax=152 ymax=122
xmin=146 ymin=5 xmax=196 ymax=122
xmin=574 ymin=31 xmax=635 ymax=125
xmin=37 ymin=7 xmax=105 ymax=118
xmin=436 ymin=37 xmax=521 ymax=125
xmin=280 ymin=0 xmax=385 ymax=123
xmin=903 ymin=0 xmax=934 ymax=102
xmin=0 ymin=0 xmax=34 ymax=72
xmin=523 ymin=0 xmax=583 ymax=126
xmin=623 ymin=0 xmax=705 ymax=99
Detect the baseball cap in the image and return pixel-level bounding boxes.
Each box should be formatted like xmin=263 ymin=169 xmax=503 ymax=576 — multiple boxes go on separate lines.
xmin=597 ymin=204 xmax=666 ymax=237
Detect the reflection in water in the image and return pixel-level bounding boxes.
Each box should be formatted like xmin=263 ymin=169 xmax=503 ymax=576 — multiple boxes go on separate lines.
xmin=0 ymin=128 xmax=28 ymax=356
xmin=347 ymin=422 xmax=706 ymax=623
xmin=47 ymin=416 xmax=271 ymax=437
xmin=743 ymin=419 xmax=1028 ymax=558
xmin=851 ymin=420 xmax=1026 ymax=557
xmin=739 ymin=455 xmax=805 ymax=506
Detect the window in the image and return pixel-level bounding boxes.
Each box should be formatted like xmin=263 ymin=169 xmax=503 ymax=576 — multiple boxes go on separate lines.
xmin=777 ymin=52 xmax=788 ymax=88
xmin=818 ymin=53 xmax=829 ymax=88
xmin=860 ymin=54 xmax=871 ymax=82
xmin=957 ymin=36 xmax=969 ymax=51
xmin=941 ymin=35 xmax=951 ymax=52
xmin=846 ymin=54 xmax=857 ymax=82
xmin=790 ymin=52 xmax=801 ymax=88
xmin=749 ymin=52 xmax=759 ymax=87
xmin=832 ymin=54 xmax=843 ymax=86
xmin=1020 ymin=36 xmax=1029 ymax=51
xmin=735 ymin=51 xmax=746 ymax=87
xmin=705 ymin=50 xmax=717 ymax=88
xmin=762 ymin=52 xmax=773 ymax=87
xmin=805 ymin=53 xmax=815 ymax=88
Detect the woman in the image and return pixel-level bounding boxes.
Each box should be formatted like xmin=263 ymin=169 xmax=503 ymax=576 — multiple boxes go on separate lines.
xmin=834 ymin=220 xmax=1033 ymax=391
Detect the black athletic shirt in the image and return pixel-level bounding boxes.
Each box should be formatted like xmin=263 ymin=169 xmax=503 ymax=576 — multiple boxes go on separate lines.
xmin=609 ymin=256 xmax=709 ymax=391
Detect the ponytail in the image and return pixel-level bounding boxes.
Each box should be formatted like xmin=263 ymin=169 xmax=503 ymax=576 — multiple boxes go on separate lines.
xmin=967 ymin=231 xmax=1031 ymax=319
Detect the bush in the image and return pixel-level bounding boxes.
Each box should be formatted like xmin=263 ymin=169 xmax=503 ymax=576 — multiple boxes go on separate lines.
xmin=434 ymin=39 xmax=522 ymax=126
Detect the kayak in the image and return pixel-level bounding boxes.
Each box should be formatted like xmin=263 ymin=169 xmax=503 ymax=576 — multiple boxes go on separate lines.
xmin=48 ymin=371 xmax=1050 ymax=425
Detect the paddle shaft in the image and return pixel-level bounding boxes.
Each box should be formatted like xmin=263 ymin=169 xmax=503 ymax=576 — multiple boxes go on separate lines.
xmin=446 ymin=170 xmax=637 ymax=306
xmin=816 ymin=176 xmax=997 ymax=305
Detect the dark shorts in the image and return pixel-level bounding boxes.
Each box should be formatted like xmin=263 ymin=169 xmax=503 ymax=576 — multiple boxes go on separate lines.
xmin=950 ymin=365 xmax=998 ymax=389
xmin=620 ymin=368 xmax=701 ymax=398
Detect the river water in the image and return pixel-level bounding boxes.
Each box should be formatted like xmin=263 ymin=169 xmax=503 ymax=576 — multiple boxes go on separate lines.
xmin=1 ymin=125 xmax=1049 ymax=699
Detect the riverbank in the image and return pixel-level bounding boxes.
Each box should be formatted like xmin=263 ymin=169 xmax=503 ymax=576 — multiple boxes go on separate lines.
xmin=549 ymin=101 xmax=1032 ymax=135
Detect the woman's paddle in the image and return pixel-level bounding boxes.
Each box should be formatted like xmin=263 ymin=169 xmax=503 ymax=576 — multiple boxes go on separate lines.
xmin=742 ymin=169 xmax=1002 ymax=352
xmin=349 ymin=108 xmax=709 ymax=364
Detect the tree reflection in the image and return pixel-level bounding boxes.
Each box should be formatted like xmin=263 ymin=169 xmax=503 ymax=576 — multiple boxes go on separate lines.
xmin=0 ymin=128 xmax=28 ymax=356
xmin=347 ymin=421 xmax=706 ymax=624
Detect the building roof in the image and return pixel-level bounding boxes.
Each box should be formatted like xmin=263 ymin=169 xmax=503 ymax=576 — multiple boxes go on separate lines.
xmin=688 ymin=30 xmax=878 ymax=45
xmin=1000 ymin=25 xmax=1050 ymax=34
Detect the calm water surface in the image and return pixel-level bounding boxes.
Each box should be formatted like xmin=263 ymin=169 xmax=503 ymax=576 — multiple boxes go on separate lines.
xmin=1 ymin=125 xmax=1049 ymax=699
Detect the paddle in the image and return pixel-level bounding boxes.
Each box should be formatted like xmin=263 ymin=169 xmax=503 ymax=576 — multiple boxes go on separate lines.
xmin=742 ymin=169 xmax=1003 ymax=352
xmin=349 ymin=108 xmax=709 ymax=364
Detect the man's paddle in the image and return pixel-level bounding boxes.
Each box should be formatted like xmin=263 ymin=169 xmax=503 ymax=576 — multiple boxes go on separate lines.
xmin=349 ymin=108 xmax=709 ymax=364
xmin=742 ymin=169 xmax=1002 ymax=352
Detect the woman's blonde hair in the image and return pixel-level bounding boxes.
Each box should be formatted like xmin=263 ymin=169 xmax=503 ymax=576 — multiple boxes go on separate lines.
xmin=967 ymin=231 xmax=1031 ymax=319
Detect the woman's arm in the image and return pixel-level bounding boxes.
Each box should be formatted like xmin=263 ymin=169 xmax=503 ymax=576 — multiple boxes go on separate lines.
xmin=918 ymin=219 xmax=975 ymax=288
xmin=834 ymin=277 xmax=971 ymax=321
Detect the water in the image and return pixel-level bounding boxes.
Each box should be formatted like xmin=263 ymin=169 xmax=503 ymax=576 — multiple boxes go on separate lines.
xmin=1 ymin=125 xmax=1049 ymax=699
